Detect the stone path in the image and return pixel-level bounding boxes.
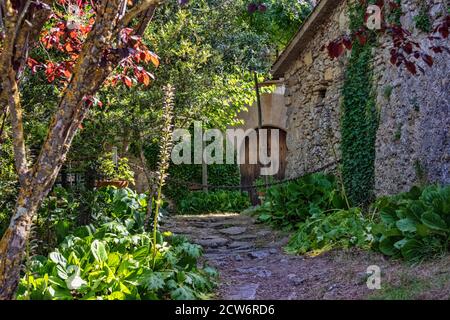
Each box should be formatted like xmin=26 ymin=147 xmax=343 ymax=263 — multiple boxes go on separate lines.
xmin=162 ymin=213 xmax=438 ymax=300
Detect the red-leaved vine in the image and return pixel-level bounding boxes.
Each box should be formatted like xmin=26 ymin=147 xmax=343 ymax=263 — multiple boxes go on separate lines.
xmin=325 ymin=0 xmax=449 ymax=75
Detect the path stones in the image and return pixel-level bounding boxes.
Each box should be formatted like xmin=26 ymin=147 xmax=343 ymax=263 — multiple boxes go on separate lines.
xmin=228 ymin=241 xmax=254 ymax=250
xmin=288 ymin=274 xmax=306 ymax=286
xmin=229 ymin=234 xmax=257 ymax=241
xmin=228 ymin=284 xmax=259 ymax=300
xmin=256 ymin=230 xmax=272 ymax=237
xmin=248 ymin=250 xmax=270 ymax=260
xmin=219 ymin=226 xmax=247 ymax=236
xmin=234 ymin=255 xmax=243 ymax=261
xmin=197 ymin=236 xmax=229 ymax=248
xmin=236 ymin=267 xmax=272 ymax=278
xmin=210 ymin=220 xmax=248 ymax=229
xmin=164 ymin=213 xmax=294 ymax=299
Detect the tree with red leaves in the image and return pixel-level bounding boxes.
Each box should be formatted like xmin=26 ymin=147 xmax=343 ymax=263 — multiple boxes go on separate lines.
xmin=0 ymin=0 xmax=164 ymax=299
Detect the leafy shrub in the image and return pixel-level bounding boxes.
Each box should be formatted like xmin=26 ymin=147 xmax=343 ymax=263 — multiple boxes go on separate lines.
xmin=256 ymin=173 xmax=347 ymax=230
xmin=285 ymin=208 xmax=373 ymax=255
xmin=92 ymin=153 xmax=135 ymax=183
xmin=371 ymin=185 xmax=450 ymax=262
xmin=179 ymin=190 xmax=250 ymax=214
xmin=33 ymin=187 xmax=167 ymax=256
xmin=18 ymin=187 xmax=217 ymax=300
xmin=254 ymin=176 xmax=277 ymax=193
xmin=413 ymin=5 xmax=431 ymax=33
xmin=143 ymin=140 xmax=240 ymax=208
xmin=0 ymin=180 xmax=17 ymax=238
xmin=17 ymin=224 xmax=217 ymax=300
xmin=0 ymin=137 xmax=17 ymax=238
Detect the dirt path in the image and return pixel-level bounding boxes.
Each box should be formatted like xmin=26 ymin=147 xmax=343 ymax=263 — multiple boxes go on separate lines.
xmin=163 ymin=213 xmax=450 ymax=300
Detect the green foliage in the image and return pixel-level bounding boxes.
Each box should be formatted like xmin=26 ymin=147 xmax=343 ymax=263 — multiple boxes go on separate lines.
xmin=341 ymin=28 xmax=378 ymax=206
xmin=0 ymin=181 xmax=16 ymax=238
xmin=256 ymin=173 xmax=347 ymax=230
xmin=414 ymin=4 xmax=431 ymax=33
xmin=254 ymin=176 xmax=277 ymax=193
xmin=413 ymin=159 xmax=428 ymax=186
xmin=94 ymin=153 xmax=135 ymax=183
xmin=254 ymin=173 xmax=369 ymax=255
xmin=383 ymin=85 xmax=393 ymax=100
xmin=17 ymin=226 xmax=216 ymax=300
xmin=285 ymin=208 xmax=373 ymax=255
xmin=0 ymin=134 xmax=17 ymax=237
xmin=369 ymin=272 xmax=450 ymax=300
xmin=179 ymin=190 xmax=250 ymax=215
xmin=386 ymin=0 xmax=403 ymax=26
xmin=18 ymin=187 xmax=216 ymax=300
xmin=32 ymin=187 xmax=166 ymax=256
xmin=33 ymin=187 xmax=142 ymax=254
xmin=141 ymin=0 xmax=269 ymax=131
xmin=371 ymin=185 xmax=450 ymax=262
xmin=143 ymin=139 xmax=241 ymax=208
xmin=242 ymin=0 xmax=313 ymax=52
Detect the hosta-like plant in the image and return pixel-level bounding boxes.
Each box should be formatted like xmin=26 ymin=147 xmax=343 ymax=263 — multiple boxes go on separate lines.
xmin=286 ymin=208 xmax=373 ymax=255
xmin=371 ymin=185 xmax=450 ymax=262
xmin=256 ymin=173 xmax=347 ymax=229
xmin=17 ymin=222 xmax=217 ymax=300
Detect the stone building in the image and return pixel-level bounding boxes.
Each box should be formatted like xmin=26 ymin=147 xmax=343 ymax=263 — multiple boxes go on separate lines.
xmin=271 ymin=0 xmax=450 ymax=195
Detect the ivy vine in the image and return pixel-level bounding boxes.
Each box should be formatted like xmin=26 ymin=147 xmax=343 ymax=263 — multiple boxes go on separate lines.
xmin=414 ymin=2 xmax=431 ymax=33
xmin=341 ymin=1 xmax=379 ymax=206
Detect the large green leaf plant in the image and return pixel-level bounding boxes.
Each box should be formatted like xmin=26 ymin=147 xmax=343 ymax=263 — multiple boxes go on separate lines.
xmin=372 ymin=185 xmax=450 ymax=262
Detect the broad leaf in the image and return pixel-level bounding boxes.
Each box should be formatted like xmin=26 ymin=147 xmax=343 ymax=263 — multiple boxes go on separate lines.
xmin=421 ymin=212 xmax=448 ymax=231
xmin=91 ymin=240 xmax=108 ymax=263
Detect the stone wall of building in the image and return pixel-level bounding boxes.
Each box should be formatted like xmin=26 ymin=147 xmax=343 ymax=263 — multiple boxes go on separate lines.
xmin=283 ymin=1 xmax=349 ymax=178
xmin=283 ymin=0 xmax=449 ymax=195
xmin=373 ymin=0 xmax=450 ymax=195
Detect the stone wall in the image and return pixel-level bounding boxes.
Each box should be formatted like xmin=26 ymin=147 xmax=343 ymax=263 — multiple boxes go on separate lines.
xmin=283 ymin=1 xmax=349 ymax=178
xmin=373 ymin=0 xmax=450 ymax=195
xmin=283 ymin=0 xmax=450 ymax=195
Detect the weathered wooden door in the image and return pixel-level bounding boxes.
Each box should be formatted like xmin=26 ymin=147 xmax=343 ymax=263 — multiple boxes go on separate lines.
xmin=240 ymin=127 xmax=287 ymax=205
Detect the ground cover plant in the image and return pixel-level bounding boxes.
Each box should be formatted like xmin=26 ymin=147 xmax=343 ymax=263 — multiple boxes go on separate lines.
xmin=285 ymin=208 xmax=373 ymax=255
xmin=257 ymin=174 xmax=450 ymax=262
xmin=371 ymin=185 xmax=450 ymax=262
xmin=0 ymin=0 xmax=449 ymax=302
xmin=256 ymin=173 xmax=348 ymax=230
xmin=17 ymin=187 xmax=217 ymax=300
xmin=179 ymin=190 xmax=250 ymax=215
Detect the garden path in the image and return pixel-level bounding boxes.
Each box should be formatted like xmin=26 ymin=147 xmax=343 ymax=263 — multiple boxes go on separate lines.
xmin=162 ymin=213 xmax=399 ymax=300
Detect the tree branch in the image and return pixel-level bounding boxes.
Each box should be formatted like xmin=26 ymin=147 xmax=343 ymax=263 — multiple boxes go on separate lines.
xmin=0 ymin=106 xmax=8 ymax=143
xmin=0 ymin=2 xmax=28 ymax=185
xmin=28 ymin=0 xmax=125 ymax=190
xmin=134 ymin=5 xmax=157 ymax=36
xmin=122 ymin=0 xmax=163 ymax=26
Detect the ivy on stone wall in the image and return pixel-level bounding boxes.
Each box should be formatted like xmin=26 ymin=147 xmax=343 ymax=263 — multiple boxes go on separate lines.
xmin=341 ymin=2 xmax=379 ymax=206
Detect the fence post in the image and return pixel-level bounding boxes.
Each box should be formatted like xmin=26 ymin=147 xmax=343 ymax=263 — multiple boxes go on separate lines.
xmin=202 ymin=139 xmax=208 ymax=192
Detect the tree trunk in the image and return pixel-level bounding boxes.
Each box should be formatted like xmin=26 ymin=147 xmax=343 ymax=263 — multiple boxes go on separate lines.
xmin=0 ymin=189 xmax=41 ymax=300
xmin=0 ymin=0 xmax=161 ymax=300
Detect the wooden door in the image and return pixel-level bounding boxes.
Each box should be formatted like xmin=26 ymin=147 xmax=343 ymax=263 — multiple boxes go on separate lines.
xmin=240 ymin=127 xmax=287 ymax=205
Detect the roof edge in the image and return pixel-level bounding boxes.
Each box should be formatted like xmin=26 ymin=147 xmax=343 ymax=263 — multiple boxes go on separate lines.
xmin=271 ymin=0 xmax=345 ymax=79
